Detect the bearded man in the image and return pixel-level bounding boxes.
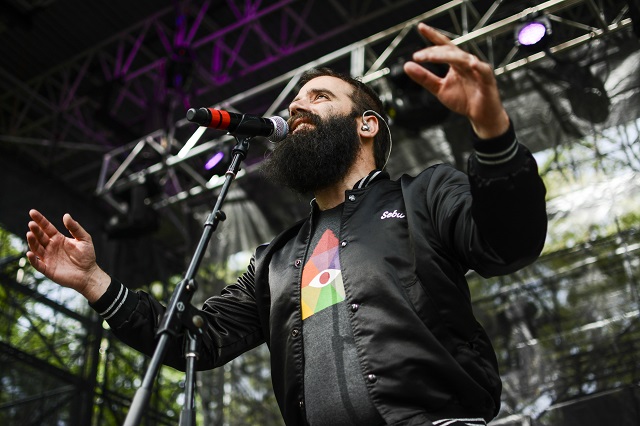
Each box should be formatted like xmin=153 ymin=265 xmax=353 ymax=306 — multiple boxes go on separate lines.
xmin=26 ymin=24 xmax=547 ymax=426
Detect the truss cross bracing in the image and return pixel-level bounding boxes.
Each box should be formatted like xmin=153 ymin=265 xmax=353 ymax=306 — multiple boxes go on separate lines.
xmin=94 ymin=0 xmax=634 ymax=211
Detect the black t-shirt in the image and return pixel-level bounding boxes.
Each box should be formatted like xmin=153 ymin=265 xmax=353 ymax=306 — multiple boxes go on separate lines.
xmin=300 ymin=203 xmax=384 ymax=426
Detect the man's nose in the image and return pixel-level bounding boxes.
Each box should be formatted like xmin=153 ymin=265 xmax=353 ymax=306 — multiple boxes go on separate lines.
xmin=288 ymin=98 xmax=309 ymax=116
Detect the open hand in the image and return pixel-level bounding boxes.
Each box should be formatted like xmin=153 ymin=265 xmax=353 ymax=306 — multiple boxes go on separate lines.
xmin=403 ymin=23 xmax=509 ymax=139
xmin=26 ymin=209 xmax=109 ymax=302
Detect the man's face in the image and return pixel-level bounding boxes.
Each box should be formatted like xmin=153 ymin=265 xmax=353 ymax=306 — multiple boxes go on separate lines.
xmin=287 ymin=76 xmax=356 ymax=132
xmin=261 ymin=76 xmax=362 ymax=194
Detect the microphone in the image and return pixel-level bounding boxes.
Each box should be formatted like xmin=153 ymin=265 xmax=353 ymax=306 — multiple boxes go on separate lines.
xmin=186 ymin=107 xmax=288 ymax=142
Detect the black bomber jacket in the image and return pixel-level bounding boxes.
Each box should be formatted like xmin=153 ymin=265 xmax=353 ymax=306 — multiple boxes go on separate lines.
xmin=93 ymin=124 xmax=548 ymax=426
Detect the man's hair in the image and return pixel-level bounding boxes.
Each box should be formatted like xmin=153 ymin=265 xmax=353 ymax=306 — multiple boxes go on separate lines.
xmin=298 ymin=68 xmax=391 ymax=170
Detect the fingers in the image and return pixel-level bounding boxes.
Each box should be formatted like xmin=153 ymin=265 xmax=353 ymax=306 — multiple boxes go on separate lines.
xmin=416 ymin=22 xmax=453 ymax=46
xmin=27 ymin=209 xmax=63 ymax=253
xmin=26 ymin=227 xmax=46 ymax=258
xmin=26 ymin=212 xmax=50 ymax=274
xmin=63 ymin=213 xmax=91 ymax=242
xmin=412 ymin=23 xmax=494 ymax=77
xmin=25 ymin=250 xmax=46 ymax=275
xmin=413 ymin=44 xmax=488 ymax=74
xmin=403 ymin=61 xmax=440 ymax=95
xmin=29 ymin=209 xmax=59 ymax=239
xmin=27 ymin=219 xmax=49 ymax=249
xmin=27 ymin=210 xmax=53 ymax=260
xmin=28 ymin=210 xmax=89 ymax=243
xmin=26 ymin=214 xmax=46 ymax=271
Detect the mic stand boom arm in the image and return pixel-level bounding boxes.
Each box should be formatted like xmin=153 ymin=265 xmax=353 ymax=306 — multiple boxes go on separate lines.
xmin=123 ymin=134 xmax=253 ymax=426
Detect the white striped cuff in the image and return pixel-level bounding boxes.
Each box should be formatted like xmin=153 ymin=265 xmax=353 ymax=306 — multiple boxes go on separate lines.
xmin=97 ymin=281 xmax=129 ymax=320
xmin=474 ymin=138 xmax=519 ymax=166
xmin=433 ymin=418 xmax=487 ymax=426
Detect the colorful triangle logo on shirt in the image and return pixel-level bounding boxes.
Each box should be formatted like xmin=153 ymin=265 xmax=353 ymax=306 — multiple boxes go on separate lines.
xmin=301 ymin=229 xmax=345 ymax=320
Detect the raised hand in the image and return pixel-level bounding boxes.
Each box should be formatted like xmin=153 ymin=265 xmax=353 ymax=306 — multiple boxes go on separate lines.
xmin=26 ymin=209 xmax=110 ymax=302
xmin=403 ymin=23 xmax=510 ymax=139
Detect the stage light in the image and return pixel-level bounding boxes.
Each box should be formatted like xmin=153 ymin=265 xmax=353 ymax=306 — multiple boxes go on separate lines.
xmin=384 ymin=61 xmax=450 ymax=131
xmin=515 ymin=15 xmax=552 ymax=51
xmin=205 ymin=151 xmax=225 ymax=170
xmin=104 ymin=180 xmax=160 ymax=239
xmin=561 ymin=63 xmax=610 ymax=124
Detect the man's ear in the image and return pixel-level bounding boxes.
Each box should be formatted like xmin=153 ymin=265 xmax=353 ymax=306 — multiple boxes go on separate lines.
xmin=357 ymin=115 xmax=379 ymax=139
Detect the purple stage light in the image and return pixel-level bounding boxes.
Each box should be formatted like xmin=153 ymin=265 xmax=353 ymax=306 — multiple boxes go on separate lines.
xmin=517 ymin=22 xmax=547 ymax=46
xmin=515 ymin=15 xmax=551 ymax=51
xmin=205 ymin=151 xmax=225 ymax=170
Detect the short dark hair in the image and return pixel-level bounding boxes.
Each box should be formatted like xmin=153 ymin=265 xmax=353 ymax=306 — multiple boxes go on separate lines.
xmin=298 ymin=68 xmax=390 ymax=170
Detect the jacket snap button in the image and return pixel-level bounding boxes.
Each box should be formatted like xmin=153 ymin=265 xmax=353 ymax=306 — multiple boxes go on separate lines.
xmin=366 ymin=373 xmax=377 ymax=383
xmin=348 ymin=194 xmax=356 ymax=202
xmin=294 ymin=259 xmax=302 ymax=268
xmin=350 ymin=303 xmax=359 ymax=312
xmin=299 ymin=399 xmax=305 ymax=409
xmin=341 ymin=241 xmax=347 ymax=247
xmin=291 ymin=328 xmax=300 ymax=338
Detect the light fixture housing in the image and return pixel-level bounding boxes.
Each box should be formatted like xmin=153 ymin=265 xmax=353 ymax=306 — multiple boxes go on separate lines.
xmin=515 ymin=14 xmax=552 ymax=52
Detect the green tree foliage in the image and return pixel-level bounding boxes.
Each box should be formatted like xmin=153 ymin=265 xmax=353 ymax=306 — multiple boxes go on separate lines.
xmin=0 ymin=227 xmax=184 ymax=425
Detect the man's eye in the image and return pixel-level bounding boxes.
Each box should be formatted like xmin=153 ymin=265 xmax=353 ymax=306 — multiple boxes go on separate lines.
xmin=315 ymin=93 xmax=328 ymax=100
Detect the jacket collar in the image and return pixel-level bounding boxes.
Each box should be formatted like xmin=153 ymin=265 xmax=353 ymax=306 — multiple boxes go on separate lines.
xmin=352 ymin=169 xmax=389 ymax=189
xmin=309 ymin=169 xmax=389 ymax=210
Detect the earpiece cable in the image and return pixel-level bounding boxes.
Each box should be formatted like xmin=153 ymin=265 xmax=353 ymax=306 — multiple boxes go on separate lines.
xmin=362 ymin=109 xmax=393 ymax=170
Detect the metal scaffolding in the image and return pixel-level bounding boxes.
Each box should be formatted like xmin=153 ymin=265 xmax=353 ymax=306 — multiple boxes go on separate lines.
xmin=90 ymin=0 xmax=634 ymax=211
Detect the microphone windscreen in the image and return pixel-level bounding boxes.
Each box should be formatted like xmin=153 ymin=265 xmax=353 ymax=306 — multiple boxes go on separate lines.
xmin=269 ymin=116 xmax=288 ymax=142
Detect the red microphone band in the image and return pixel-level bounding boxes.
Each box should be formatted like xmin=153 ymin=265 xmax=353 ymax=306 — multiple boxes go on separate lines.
xmin=208 ymin=108 xmax=232 ymax=130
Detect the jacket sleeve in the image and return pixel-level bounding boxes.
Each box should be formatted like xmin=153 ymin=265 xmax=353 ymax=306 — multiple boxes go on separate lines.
xmin=426 ymin=121 xmax=547 ymax=277
xmin=90 ymin=253 xmax=265 ymax=371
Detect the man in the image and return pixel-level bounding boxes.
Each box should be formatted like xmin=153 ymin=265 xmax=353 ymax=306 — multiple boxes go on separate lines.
xmin=26 ymin=24 xmax=547 ymax=425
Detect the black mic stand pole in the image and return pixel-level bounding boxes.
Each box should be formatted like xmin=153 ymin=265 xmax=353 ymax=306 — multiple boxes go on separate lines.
xmin=123 ymin=134 xmax=253 ymax=426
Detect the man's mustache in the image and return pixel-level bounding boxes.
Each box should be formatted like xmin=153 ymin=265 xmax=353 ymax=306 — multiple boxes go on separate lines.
xmin=287 ymin=112 xmax=322 ymax=130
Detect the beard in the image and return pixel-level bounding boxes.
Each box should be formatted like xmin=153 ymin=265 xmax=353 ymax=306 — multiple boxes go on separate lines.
xmin=261 ymin=110 xmax=361 ymax=194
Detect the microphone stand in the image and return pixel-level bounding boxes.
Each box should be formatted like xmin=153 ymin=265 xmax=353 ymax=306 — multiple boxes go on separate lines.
xmin=123 ymin=134 xmax=253 ymax=426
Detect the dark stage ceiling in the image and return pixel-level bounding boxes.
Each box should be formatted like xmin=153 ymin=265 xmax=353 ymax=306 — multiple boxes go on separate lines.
xmin=1 ymin=0 xmax=639 ymax=286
